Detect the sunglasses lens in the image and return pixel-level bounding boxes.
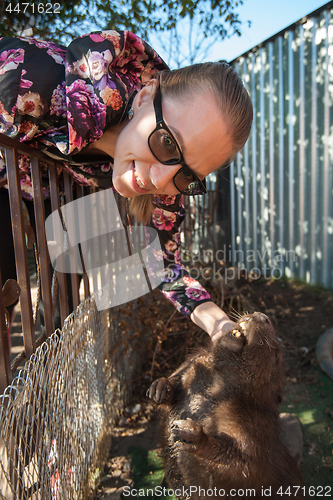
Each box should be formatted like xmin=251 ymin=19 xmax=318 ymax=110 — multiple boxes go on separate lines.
xmin=174 ymin=169 xmax=206 ymax=195
xmin=149 ymin=129 xmax=181 ymax=163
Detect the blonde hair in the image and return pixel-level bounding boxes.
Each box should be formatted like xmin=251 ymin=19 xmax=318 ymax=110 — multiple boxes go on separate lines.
xmin=129 ymin=61 xmax=253 ymax=224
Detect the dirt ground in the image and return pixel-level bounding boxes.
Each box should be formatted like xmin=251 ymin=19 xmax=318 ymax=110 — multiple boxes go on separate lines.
xmin=95 ymin=276 xmax=333 ymax=499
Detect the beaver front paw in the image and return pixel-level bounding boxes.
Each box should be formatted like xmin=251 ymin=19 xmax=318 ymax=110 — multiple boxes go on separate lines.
xmin=147 ymin=377 xmax=172 ymax=403
xmin=172 ymin=418 xmax=203 ymax=453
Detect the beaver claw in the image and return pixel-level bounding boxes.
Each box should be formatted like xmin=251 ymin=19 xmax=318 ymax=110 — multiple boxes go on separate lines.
xmin=147 ymin=377 xmax=172 ymax=403
xmin=171 ymin=419 xmax=203 ymax=452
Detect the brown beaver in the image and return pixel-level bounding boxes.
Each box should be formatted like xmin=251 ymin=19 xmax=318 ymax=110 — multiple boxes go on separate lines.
xmin=147 ymin=312 xmax=307 ymax=499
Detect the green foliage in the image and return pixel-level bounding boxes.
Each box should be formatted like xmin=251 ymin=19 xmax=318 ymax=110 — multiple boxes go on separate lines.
xmin=129 ymin=447 xmax=176 ymax=499
xmin=0 ymin=0 xmax=245 ymax=47
xmin=0 ymin=0 xmax=87 ymax=43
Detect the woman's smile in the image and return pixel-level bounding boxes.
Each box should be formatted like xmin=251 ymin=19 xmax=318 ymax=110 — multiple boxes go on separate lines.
xmin=131 ymin=162 xmax=151 ymax=192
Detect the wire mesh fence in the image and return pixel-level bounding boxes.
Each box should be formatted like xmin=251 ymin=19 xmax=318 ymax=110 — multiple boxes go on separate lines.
xmin=0 ymin=294 xmax=141 ymax=500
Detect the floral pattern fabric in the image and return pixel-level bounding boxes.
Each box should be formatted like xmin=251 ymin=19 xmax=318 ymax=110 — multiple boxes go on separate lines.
xmin=149 ymin=195 xmax=211 ymax=317
xmin=0 ymin=31 xmax=211 ymax=317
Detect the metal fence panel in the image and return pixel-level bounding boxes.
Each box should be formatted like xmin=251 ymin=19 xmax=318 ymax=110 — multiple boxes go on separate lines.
xmin=230 ymin=5 xmax=333 ymax=290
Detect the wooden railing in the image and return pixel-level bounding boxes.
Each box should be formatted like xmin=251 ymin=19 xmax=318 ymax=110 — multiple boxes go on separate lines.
xmin=0 ymin=133 xmax=91 ymax=393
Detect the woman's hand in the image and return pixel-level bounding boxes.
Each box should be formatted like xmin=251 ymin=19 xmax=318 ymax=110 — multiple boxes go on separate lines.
xmin=209 ymin=320 xmax=236 ymax=341
xmin=190 ymin=301 xmax=236 ymax=342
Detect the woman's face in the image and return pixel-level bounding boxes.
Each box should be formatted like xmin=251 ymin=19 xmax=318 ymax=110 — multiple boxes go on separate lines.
xmin=112 ymin=84 xmax=234 ymax=198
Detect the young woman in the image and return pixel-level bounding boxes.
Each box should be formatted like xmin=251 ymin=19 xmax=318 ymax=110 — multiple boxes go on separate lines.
xmin=0 ymin=30 xmax=253 ymax=340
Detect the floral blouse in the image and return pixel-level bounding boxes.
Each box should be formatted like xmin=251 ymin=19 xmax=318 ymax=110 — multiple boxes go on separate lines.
xmin=0 ymin=31 xmax=212 ymax=317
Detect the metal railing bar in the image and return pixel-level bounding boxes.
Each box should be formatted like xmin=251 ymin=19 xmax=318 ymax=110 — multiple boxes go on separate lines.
xmin=48 ymin=164 xmax=69 ymax=324
xmin=0 ymin=134 xmax=55 ymax=161
xmin=30 ymin=157 xmax=54 ymax=337
xmin=5 ymin=147 xmax=35 ymax=358
xmin=75 ymin=186 xmax=91 ymax=299
xmin=63 ymin=171 xmax=80 ymax=310
xmin=0 ymin=270 xmax=12 ymax=393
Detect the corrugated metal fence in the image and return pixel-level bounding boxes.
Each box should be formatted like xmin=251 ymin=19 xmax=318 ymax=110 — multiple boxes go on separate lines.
xmin=229 ymin=2 xmax=333 ymax=290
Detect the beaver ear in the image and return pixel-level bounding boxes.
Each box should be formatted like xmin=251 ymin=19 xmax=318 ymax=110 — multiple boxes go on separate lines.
xmin=221 ymin=332 xmax=246 ymax=353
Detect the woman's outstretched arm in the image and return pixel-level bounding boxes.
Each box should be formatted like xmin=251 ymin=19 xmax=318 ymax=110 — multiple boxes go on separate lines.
xmin=148 ymin=194 xmax=235 ymax=338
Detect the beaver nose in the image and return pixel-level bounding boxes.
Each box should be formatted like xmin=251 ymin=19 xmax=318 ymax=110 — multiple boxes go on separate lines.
xmin=253 ymin=312 xmax=270 ymax=324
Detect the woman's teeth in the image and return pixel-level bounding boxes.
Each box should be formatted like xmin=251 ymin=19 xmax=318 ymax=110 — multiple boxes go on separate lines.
xmin=134 ymin=165 xmax=149 ymax=190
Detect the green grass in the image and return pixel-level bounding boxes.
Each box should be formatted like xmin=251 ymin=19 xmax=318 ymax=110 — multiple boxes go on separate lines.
xmin=128 ymin=447 xmax=176 ymax=499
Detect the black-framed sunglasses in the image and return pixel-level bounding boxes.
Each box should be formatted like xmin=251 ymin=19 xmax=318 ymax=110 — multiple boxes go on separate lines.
xmin=148 ymin=86 xmax=207 ymax=196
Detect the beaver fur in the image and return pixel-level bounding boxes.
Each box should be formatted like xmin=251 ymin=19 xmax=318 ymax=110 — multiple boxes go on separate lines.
xmin=147 ymin=312 xmax=307 ymax=499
